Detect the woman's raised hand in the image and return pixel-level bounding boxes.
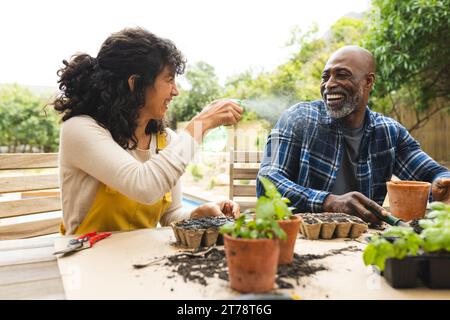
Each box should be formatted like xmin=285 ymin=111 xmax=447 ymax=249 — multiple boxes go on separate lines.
xmin=185 ymin=99 xmax=243 ymax=142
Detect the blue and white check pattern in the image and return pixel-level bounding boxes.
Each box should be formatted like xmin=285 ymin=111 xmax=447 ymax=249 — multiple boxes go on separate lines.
xmin=257 ymin=100 xmax=450 ymax=212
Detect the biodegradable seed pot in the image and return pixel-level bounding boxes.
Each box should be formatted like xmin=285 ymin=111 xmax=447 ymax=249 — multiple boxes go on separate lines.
xmin=300 ymin=216 xmax=322 ymax=240
xmin=334 ymin=218 xmax=352 ymax=238
xmin=171 ymin=217 xmax=234 ymax=249
xmin=297 ymin=213 xmax=367 ymax=240
xmin=315 ymin=215 xmax=336 ymax=239
xmin=387 ymin=180 xmax=431 ymax=221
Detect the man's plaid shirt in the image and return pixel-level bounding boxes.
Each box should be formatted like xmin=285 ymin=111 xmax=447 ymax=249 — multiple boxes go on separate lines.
xmin=257 ymin=100 xmax=450 ymax=212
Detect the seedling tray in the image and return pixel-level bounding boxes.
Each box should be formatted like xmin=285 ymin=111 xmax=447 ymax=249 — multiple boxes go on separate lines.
xmin=383 ymin=253 xmax=450 ymax=289
xmin=418 ymin=253 xmax=450 ymax=289
xmin=171 ymin=216 xmax=234 ymax=249
xmin=298 ymin=213 xmax=368 ymax=240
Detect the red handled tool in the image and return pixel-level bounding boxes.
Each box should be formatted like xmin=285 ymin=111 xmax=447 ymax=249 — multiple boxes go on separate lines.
xmin=53 ymin=231 xmax=112 ymax=257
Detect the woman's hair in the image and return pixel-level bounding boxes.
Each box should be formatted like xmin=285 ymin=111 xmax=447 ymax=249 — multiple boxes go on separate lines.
xmin=52 ymin=27 xmax=186 ymax=149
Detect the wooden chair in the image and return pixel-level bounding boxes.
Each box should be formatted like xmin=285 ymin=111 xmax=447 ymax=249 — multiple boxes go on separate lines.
xmin=229 ymin=124 xmax=264 ymax=211
xmin=0 ymin=153 xmax=61 ymax=240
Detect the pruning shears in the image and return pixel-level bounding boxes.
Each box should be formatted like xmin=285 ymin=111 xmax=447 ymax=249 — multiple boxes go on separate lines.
xmin=53 ymin=231 xmax=112 ymax=257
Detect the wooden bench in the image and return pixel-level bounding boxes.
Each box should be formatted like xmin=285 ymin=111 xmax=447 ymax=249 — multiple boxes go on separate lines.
xmin=229 ymin=150 xmax=263 ymax=211
xmin=0 ymin=153 xmax=61 ymax=240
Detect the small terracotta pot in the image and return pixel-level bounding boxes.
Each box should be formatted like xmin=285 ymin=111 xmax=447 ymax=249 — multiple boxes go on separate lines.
xmin=277 ymin=216 xmax=301 ymax=264
xmin=387 ymin=180 xmax=431 ymax=221
xmin=224 ymin=234 xmax=279 ymax=293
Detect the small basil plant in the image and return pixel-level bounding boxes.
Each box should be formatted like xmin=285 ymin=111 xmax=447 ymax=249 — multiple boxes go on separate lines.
xmin=220 ymin=177 xmax=289 ymax=240
xmin=256 ymin=176 xmax=293 ymax=221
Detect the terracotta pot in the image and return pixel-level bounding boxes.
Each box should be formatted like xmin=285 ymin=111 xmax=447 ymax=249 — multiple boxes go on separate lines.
xmin=387 ymin=180 xmax=431 ymax=221
xmin=224 ymin=234 xmax=279 ymax=293
xmin=277 ymin=216 xmax=301 ymax=264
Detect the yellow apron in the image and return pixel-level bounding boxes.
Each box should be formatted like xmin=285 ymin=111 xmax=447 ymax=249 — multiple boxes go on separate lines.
xmin=61 ymin=132 xmax=172 ymax=235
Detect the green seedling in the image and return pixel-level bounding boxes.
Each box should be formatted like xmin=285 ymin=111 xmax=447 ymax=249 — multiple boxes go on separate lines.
xmin=363 ymin=202 xmax=450 ymax=270
xmin=220 ymin=177 xmax=288 ymax=240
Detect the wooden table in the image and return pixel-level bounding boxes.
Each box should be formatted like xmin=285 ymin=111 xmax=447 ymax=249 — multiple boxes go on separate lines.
xmin=2 ymin=228 xmax=450 ymax=300
xmin=0 ymin=236 xmax=65 ymax=299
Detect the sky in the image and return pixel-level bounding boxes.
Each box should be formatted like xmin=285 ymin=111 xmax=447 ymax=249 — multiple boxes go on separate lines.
xmin=0 ymin=0 xmax=370 ymax=88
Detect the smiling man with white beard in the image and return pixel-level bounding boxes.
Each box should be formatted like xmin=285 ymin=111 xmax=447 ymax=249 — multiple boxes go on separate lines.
xmin=257 ymin=46 xmax=450 ymax=225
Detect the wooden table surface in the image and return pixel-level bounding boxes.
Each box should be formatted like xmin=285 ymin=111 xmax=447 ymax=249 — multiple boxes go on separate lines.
xmin=2 ymin=228 xmax=450 ymax=300
xmin=0 ymin=236 xmax=65 ymax=300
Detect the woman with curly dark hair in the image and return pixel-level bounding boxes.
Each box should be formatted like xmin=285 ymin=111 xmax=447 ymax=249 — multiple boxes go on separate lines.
xmin=52 ymin=27 xmax=243 ymax=235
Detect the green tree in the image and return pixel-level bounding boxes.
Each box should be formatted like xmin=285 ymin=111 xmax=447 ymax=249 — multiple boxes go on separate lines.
xmin=0 ymin=84 xmax=59 ymax=152
xmin=168 ymin=61 xmax=222 ymax=126
xmin=364 ymin=0 xmax=450 ymax=131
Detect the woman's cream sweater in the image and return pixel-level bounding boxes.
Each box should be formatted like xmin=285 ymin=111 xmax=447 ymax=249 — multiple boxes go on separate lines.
xmin=58 ymin=115 xmax=199 ymax=234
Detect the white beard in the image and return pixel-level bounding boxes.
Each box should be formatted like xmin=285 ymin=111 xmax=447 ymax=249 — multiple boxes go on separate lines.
xmin=325 ymin=87 xmax=363 ymax=119
xmin=327 ymin=102 xmax=356 ymax=119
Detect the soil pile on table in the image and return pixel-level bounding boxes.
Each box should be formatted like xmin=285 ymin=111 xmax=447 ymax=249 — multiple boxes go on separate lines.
xmin=164 ymin=245 xmax=361 ymax=289
xmin=165 ymin=248 xmax=228 ymax=286
xmin=276 ymin=246 xmax=361 ymax=288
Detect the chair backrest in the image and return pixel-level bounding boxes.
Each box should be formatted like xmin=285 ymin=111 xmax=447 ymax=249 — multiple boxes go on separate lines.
xmin=0 ymin=153 xmax=61 ymax=240
xmin=229 ymin=123 xmax=264 ymax=212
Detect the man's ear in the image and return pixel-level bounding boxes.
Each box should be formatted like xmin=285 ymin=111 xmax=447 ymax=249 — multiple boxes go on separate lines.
xmin=128 ymin=75 xmax=136 ymax=92
xmin=366 ymin=72 xmax=376 ymax=90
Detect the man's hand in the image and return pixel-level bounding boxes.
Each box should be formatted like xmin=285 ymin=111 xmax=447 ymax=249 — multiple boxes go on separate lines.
xmin=432 ymin=178 xmax=450 ymax=204
xmin=322 ymin=192 xmax=386 ymax=225
xmin=189 ymin=200 xmax=240 ymax=219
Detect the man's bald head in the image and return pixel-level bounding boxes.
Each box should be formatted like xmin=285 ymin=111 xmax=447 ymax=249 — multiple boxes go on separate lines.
xmin=327 ymin=45 xmax=376 ymax=74
xmin=320 ymin=46 xmax=376 ymax=123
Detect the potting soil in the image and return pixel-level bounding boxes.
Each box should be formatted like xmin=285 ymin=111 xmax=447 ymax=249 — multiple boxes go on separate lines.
xmin=175 ymin=216 xmax=235 ymax=230
xmin=162 ymin=245 xmax=361 ymax=289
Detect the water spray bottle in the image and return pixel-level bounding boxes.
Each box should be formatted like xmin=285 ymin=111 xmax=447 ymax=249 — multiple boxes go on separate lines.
xmin=230 ymin=98 xmax=245 ymax=109
xmin=230 ymin=98 xmax=246 ymax=123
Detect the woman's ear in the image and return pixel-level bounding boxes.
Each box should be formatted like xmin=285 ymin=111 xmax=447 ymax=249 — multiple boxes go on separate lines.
xmin=127 ymin=75 xmax=136 ymax=92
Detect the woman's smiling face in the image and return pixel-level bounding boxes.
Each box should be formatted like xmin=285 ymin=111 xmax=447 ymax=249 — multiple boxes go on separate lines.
xmin=142 ymin=66 xmax=179 ymax=120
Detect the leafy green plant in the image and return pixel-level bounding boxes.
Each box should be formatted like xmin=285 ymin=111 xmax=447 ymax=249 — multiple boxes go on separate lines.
xmin=219 ymin=177 xmax=288 ymax=240
xmin=220 ymin=215 xmax=286 ymax=240
xmin=257 ymin=177 xmax=292 ymax=221
xmin=364 ymin=202 xmax=450 ymax=270
xmin=363 ymin=227 xmax=423 ymax=271
xmin=419 ymin=202 xmax=450 ymax=253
